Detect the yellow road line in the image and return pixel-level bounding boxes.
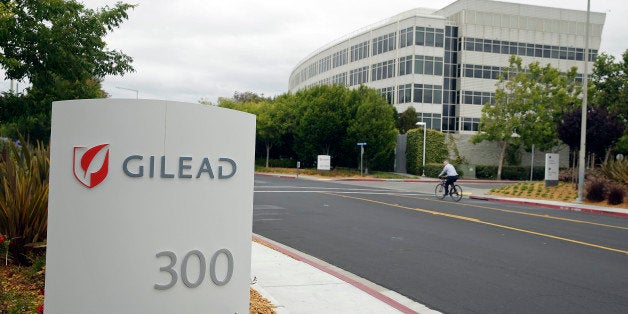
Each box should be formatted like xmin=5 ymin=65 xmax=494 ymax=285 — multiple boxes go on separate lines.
xmin=393 ymin=194 xmax=628 ymax=231
xmin=324 ymin=192 xmax=628 ymax=255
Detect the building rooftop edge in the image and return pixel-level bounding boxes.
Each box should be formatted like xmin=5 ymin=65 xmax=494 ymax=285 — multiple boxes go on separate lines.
xmin=291 ymin=8 xmax=443 ymax=75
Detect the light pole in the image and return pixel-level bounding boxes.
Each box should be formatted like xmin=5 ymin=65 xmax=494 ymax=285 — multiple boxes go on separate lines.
xmin=576 ymin=0 xmax=591 ymax=203
xmin=416 ymin=122 xmax=426 ymax=177
xmin=116 ymin=86 xmax=139 ymax=99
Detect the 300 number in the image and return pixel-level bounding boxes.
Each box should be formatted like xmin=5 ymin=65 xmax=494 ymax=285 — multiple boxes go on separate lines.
xmin=154 ymin=249 xmax=234 ymax=290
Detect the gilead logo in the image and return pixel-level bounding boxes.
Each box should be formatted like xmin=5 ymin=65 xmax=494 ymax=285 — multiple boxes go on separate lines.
xmin=73 ymin=144 xmax=110 ymax=188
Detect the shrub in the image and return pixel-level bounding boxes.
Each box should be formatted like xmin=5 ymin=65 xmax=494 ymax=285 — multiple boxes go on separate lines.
xmin=607 ymin=184 xmax=625 ymax=205
xmin=559 ymin=168 xmax=577 ymax=182
xmin=585 ymin=177 xmax=608 ymax=202
xmin=255 ymin=158 xmax=297 ymax=168
xmin=0 ymin=140 xmax=49 ymax=265
xmin=599 ymin=159 xmax=628 ymax=184
xmin=476 ymin=165 xmax=497 ymax=179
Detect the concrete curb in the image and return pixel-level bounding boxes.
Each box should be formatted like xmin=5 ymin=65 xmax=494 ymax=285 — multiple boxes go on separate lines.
xmin=469 ymin=195 xmax=628 ymax=218
xmin=255 ymin=172 xmax=517 ymax=184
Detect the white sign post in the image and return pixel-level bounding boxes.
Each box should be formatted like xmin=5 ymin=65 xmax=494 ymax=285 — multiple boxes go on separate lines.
xmin=45 ymin=99 xmax=255 ymax=313
xmin=544 ymin=153 xmax=559 ymax=187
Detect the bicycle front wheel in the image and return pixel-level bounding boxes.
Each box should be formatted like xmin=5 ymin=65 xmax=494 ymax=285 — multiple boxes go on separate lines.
xmin=450 ymin=184 xmax=463 ymax=202
xmin=435 ymin=183 xmax=446 ymax=199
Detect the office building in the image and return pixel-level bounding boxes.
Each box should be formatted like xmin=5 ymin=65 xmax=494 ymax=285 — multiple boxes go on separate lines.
xmin=288 ymin=0 xmax=605 ymax=134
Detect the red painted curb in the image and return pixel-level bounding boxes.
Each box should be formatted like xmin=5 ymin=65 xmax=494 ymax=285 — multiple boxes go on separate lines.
xmin=469 ymin=196 xmax=628 ymax=218
xmin=252 ymin=235 xmax=418 ymax=314
xmin=255 ymin=173 xmax=296 ymax=179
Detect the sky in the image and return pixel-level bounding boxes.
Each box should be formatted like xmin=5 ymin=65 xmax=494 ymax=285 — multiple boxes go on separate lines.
xmin=1 ymin=0 xmax=626 ymax=103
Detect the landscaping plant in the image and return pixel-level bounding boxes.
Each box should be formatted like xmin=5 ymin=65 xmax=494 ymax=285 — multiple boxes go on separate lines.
xmin=0 ymin=140 xmax=49 ymax=265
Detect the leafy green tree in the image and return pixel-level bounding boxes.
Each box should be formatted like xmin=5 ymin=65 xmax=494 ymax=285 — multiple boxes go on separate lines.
xmin=0 ymin=0 xmax=135 ymax=142
xmin=590 ymin=50 xmax=628 ymax=154
xmin=397 ymin=107 xmax=418 ymax=134
xmin=346 ymin=86 xmax=397 ymax=171
xmin=471 ymin=56 xmax=581 ymax=179
xmin=293 ymin=85 xmax=351 ymax=166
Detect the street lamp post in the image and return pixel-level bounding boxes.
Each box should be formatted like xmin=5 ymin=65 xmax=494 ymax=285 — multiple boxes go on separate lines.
xmin=416 ymin=122 xmax=426 ymax=177
xmin=116 ymin=86 xmax=139 ymax=99
xmin=576 ymin=0 xmax=591 ymax=203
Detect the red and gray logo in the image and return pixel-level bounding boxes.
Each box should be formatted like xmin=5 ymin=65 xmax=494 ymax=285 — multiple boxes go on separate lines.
xmin=73 ymin=144 xmax=110 ymax=188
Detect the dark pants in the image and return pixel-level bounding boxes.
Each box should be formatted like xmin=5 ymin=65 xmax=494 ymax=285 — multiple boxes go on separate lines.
xmin=445 ymin=175 xmax=458 ymax=194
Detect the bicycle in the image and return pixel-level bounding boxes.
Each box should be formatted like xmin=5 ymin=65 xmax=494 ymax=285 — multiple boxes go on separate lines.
xmin=435 ymin=176 xmax=463 ymax=202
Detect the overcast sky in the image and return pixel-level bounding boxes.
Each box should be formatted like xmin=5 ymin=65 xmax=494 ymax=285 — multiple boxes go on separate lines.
xmin=2 ymin=0 xmax=626 ymax=103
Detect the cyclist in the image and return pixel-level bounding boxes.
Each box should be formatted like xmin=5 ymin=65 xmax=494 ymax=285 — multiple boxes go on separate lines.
xmin=438 ymin=160 xmax=458 ymax=196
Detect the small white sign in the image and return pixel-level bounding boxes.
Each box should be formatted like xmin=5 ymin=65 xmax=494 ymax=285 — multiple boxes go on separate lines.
xmin=545 ymin=153 xmax=559 ymax=187
xmin=317 ymin=155 xmax=331 ymax=171
xmin=45 ymin=99 xmax=255 ymax=313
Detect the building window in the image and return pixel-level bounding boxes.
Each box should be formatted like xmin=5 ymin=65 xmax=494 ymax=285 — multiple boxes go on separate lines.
xmin=372 ymin=32 xmax=397 ymax=56
xmin=462 ymin=117 xmax=479 ymax=131
xmin=413 ymin=84 xmax=443 ymax=104
xmin=399 ymin=56 xmax=412 ymax=76
xmin=415 ymin=27 xmax=444 ymax=48
xmin=332 ymin=72 xmax=347 ymax=86
xmin=418 ymin=112 xmax=442 ymax=131
xmin=333 ymin=49 xmax=348 ymax=68
xmin=371 ymin=59 xmax=395 ymax=81
xmin=377 ymin=86 xmax=395 ymax=104
xmin=318 ymin=56 xmax=331 ymax=74
xmin=461 ymin=90 xmax=495 ymax=105
xmin=414 ymin=55 xmax=443 ymax=76
xmin=350 ymin=41 xmax=370 ymax=62
xmin=400 ymin=27 xmax=414 ymax=48
xmin=398 ymin=84 xmax=412 ymax=103
xmin=349 ymin=66 xmax=369 ymax=86
xmin=462 ymin=37 xmax=598 ymax=62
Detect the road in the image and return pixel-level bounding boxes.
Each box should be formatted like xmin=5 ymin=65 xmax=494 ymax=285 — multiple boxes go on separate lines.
xmin=253 ymin=175 xmax=628 ymax=314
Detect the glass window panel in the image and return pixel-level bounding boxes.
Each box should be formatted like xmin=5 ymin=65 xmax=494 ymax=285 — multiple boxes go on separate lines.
xmin=425 ymin=59 xmax=434 ymax=75
xmin=464 ymin=38 xmax=472 ymax=50
xmin=501 ymin=42 xmax=510 ymax=54
xmin=435 ymin=33 xmax=444 ymax=47
xmin=474 ymin=66 xmax=482 ymax=78
xmin=434 ymin=60 xmax=443 ymax=76
xmin=426 ymin=32 xmax=435 ymax=46
xmin=416 ymin=30 xmax=425 ymax=45
xmin=434 ymin=87 xmax=442 ymax=104
xmin=415 ymin=56 xmax=424 ymax=74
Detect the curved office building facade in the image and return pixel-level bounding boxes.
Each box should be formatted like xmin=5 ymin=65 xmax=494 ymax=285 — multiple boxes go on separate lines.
xmin=288 ymin=0 xmax=605 ymax=133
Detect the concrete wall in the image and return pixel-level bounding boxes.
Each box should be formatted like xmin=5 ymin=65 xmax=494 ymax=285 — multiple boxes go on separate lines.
xmin=449 ymin=133 xmax=570 ymax=167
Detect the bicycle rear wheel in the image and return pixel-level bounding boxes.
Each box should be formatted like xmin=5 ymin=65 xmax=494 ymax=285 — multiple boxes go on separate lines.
xmin=450 ymin=184 xmax=463 ymax=202
xmin=435 ymin=183 xmax=446 ymax=199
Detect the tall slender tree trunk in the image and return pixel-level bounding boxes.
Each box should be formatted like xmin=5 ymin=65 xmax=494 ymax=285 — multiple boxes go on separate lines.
xmin=497 ymin=141 xmax=508 ymax=180
xmin=265 ymin=143 xmax=272 ymax=168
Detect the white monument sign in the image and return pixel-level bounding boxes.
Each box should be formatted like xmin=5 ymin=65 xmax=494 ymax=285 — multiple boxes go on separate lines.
xmin=317 ymin=155 xmax=331 ymax=171
xmin=544 ymin=153 xmax=559 ymax=187
xmin=45 ymin=99 xmax=255 ymax=313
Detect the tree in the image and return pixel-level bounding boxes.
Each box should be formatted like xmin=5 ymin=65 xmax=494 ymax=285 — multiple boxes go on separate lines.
xmin=346 ymin=86 xmax=398 ymax=171
xmin=397 ymin=107 xmax=418 ymax=134
xmin=557 ymin=106 xmax=625 ymax=164
xmin=293 ymin=85 xmax=351 ymax=166
xmin=472 ymin=56 xmax=581 ymax=179
xmin=590 ymin=50 xmax=628 ymax=154
xmin=0 ymin=0 xmax=136 ymax=142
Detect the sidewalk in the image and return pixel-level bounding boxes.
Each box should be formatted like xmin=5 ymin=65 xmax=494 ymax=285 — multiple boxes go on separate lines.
xmin=250 ymin=235 xmax=439 ymax=314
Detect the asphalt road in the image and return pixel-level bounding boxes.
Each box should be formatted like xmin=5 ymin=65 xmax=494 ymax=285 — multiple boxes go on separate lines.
xmin=253 ymin=175 xmax=628 ymax=314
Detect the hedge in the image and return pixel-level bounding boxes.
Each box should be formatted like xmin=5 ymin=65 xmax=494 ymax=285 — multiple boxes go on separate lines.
xmin=406 ymin=128 xmax=448 ymax=176
xmin=255 ymin=158 xmax=297 ymax=168
xmin=476 ymin=165 xmax=545 ymax=180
